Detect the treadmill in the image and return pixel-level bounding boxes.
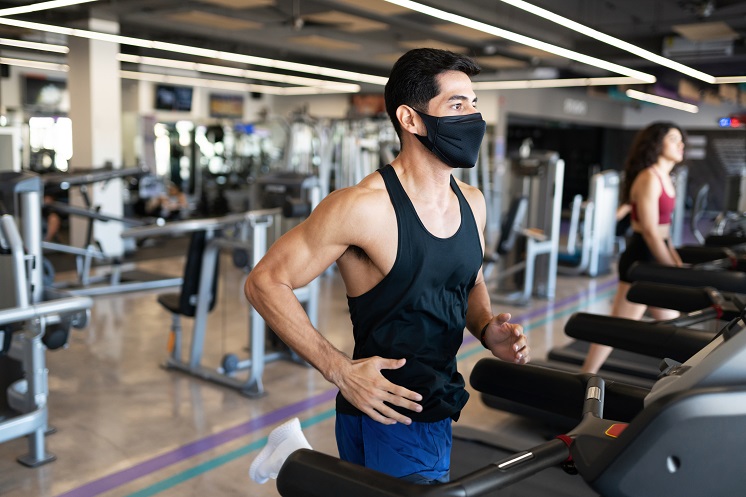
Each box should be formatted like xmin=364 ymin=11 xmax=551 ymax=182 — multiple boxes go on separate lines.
xmin=275 ymin=303 xmax=746 ymax=497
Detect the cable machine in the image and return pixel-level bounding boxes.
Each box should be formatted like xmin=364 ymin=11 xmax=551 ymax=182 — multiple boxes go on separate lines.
xmin=485 ymin=148 xmax=564 ymax=304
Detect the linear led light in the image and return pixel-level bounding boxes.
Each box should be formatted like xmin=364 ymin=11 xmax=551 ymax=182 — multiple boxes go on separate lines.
xmin=0 ymin=37 xmax=69 ymax=53
xmin=714 ymin=76 xmax=746 ymax=84
xmin=117 ymin=54 xmax=360 ymax=92
xmin=0 ymin=53 xmax=359 ymax=95
xmin=0 ymin=56 xmax=68 ymax=71
xmin=498 ymin=0 xmax=716 ymax=84
xmin=473 ymin=76 xmax=647 ymax=90
xmin=626 ymin=89 xmax=699 ymax=113
xmin=0 ymin=53 xmax=359 ymax=94
xmin=0 ymin=0 xmax=99 ymax=17
xmin=0 ymin=17 xmax=388 ymax=85
xmin=120 ymin=71 xmax=359 ymax=96
xmin=382 ymin=0 xmax=656 ymax=83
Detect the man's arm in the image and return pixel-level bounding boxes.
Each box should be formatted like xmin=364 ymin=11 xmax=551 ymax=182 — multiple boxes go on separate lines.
xmin=244 ymin=188 xmax=422 ymax=425
xmin=466 ymin=272 xmax=529 ymax=364
xmin=462 ymin=184 xmax=529 ymax=364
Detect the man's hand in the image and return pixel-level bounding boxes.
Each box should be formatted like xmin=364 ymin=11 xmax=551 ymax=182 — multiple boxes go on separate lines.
xmin=482 ymin=313 xmax=530 ymax=364
xmin=335 ymin=357 xmax=423 ymax=425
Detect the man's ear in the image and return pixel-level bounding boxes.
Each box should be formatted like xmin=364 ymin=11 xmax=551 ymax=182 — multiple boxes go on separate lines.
xmin=396 ymin=105 xmax=424 ymax=136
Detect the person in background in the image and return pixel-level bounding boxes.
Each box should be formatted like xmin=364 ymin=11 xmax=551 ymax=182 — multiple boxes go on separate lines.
xmin=42 ymin=194 xmax=63 ymax=242
xmin=582 ymin=122 xmax=685 ymax=374
xmin=145 ymin=181 xmax=189 ymax=220
xmin=245 ymin=48 xmax=529 ymax=484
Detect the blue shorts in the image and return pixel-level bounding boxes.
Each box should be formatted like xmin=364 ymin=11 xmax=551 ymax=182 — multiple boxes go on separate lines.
xmin=335 ymin=413 xmax=452 ymax=484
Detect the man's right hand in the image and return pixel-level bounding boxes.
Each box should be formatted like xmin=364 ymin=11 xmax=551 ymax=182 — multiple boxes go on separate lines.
xmin=335 ymin=357 xmax=423 ymax=425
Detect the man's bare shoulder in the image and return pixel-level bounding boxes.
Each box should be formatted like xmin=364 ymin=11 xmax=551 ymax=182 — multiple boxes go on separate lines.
xmin=312 ymin=171 xmax=391 ymax=227
xmin=454 ymin=177 xmax=483 ymax=201
xmin=323 ymin=171 xmax=387 ymax=208
xmin=453 ymin=177 xmax=486 ymax=217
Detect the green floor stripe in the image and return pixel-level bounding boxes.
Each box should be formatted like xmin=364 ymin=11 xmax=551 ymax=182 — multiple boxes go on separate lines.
xmin=126 ymin=287 xmax=614 ymax=496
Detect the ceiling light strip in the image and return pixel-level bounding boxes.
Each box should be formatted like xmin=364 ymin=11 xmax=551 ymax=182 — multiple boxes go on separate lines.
xmin=0 ymin=17 xmax=387 ymax=85
xmin=119 ymin=71 xmax=359 ymax=95
xmin=0 ymin=0 xmax=99 ymax=17
xmin=625 ymin=89 xmax=698 ymax=113
xmin=0 ymin=54 xmax=358 ymax=94
xmin=498 ymin=0 xmax=716 ymax=84
xmin=0 ymin=37 xmax=69 ymax=53
xmin=0 ymin=52 xmax=360 ymax=95
xmin=0 ymin=56 xmax=68 ymax=71
xmin=117 ymin=54 xmax=361 ymax=91
xmin=382 ymin=0 xmax=656 ymax=83
xmin=714 ymin=76 xmax=746 ymax=84
xmin=473 ymin=76 xmax=647 ymax=90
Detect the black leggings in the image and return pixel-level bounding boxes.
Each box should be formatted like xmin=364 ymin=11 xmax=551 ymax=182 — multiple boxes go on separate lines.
xmin=618 ymin=232 xmax=667 ymax=283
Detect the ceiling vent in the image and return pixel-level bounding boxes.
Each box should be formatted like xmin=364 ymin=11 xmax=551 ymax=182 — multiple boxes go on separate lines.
xmin=662 ymin=35 xmax=734 ymax=60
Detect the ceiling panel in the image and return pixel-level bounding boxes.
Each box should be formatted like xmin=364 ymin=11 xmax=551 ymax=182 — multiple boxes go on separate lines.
xmin=302 ymin=10 xmax=388 ymax=32
xmin=475 ymin=55 xmax=530 ymax=70
xmin=398 ymin=38 xmax=468 ymax=53
xmin=197 ymin=0 xmax=275 ymax=8
xmin=286 ymin=34 xmax=362 ymax=51
xmin=166 ymin=10 xmax=262 ymax=30
xmin=673 ymin=21 xmax=740 ymax=41
xmin=433 ymin=23 xmax=496 ymax=42
xmin=332 ymin=0 xmax=413 ymax=16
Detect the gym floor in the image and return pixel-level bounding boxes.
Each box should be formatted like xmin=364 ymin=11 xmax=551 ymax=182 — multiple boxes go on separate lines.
xmin=0 ymin=241 xmax=621 ymax=497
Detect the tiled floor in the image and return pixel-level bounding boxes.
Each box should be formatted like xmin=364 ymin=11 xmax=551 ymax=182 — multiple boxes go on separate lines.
xmin=0 ymin=247 xmax=619 ymax=497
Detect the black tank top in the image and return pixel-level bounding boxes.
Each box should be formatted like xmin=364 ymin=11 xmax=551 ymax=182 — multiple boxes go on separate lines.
xmin=335 ymin=165 xmax=483 ymax=422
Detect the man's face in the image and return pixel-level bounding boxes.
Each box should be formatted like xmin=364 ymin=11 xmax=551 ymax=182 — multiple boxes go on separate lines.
xmin=425 ymin=70 xmax=478 ymax=118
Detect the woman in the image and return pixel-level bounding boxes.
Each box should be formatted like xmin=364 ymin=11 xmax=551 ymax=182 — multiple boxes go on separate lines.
xmin=582 ymin=122 xmax=685 ymax=374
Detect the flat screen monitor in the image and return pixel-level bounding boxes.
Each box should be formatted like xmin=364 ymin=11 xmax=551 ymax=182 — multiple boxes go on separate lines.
xmin=154 ymin=84 xmax=193 ymax=112
xmin=209 ymin=93 xmax=244 ymax=119
xmin=23 ymin=76 xmax=69 ymax=112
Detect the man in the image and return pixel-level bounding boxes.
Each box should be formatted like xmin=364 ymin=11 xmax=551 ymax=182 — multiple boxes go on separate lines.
xmin=245 ymin=48 xmax=530 ymax=484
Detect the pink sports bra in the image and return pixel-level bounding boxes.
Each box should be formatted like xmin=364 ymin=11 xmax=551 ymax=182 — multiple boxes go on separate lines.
xmin=630 ymin=167 xmax=675 ymax=225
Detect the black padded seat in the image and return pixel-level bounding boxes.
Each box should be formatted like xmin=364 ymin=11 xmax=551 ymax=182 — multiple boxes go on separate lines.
xmin=158 ymin=230 xmax=220 ymax=319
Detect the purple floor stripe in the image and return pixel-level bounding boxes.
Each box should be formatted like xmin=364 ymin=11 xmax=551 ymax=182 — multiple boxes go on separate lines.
xmin=514 ymin=277 xmax=618 ymax=324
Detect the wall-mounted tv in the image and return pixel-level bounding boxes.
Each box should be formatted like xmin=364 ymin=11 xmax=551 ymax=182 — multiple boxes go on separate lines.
xmin=209 ymin=93 xmax=244 ymax=119
xmin=23 ymin=76 xmax=69 ymax=112
xmin=154 ymin=84 xmax=193 ymax=112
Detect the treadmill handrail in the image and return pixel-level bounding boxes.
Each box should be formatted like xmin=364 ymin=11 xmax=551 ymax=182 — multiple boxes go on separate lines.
xmin=565 ymin=312 xmax=713 ymax=363
xmin=121 ymin=208 xmax=281 ymax=239
xmin=277 ymin=440 xmax=570 ymax=497
xmin=627 ymin=262 xmax=746 ymax=293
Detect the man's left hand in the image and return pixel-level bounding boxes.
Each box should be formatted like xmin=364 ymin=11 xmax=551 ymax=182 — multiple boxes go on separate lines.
xmin=482 ymin=313 xmax=529 ymax=364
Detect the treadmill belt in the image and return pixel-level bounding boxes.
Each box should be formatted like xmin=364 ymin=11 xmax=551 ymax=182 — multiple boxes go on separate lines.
xmin=451 ymin=436 xmax=598 ymax=496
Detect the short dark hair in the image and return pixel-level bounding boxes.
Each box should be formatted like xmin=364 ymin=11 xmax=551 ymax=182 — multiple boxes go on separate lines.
xmin=621 ymin=121 xmax=686 ymax=203
xmin=384 ymin=48 xmax=481 ymax=140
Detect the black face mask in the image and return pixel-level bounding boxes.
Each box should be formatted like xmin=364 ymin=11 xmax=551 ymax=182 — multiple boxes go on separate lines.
xmin=414 ymin=110 xmax=487 ymax=169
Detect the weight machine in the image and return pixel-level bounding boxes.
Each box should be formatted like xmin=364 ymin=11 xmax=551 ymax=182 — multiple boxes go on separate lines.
xmin=121 ymin=176 xmax=321 ymax=397
xmin=39 ymin=167 xmax=183 ymax=296
xmin=558 ymin=170 xmax=620 ymax=277
xmin=0 ymin=172 xmax=92 ymax=467
xmin=484 ymin=150 xmax=564 ymax=304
